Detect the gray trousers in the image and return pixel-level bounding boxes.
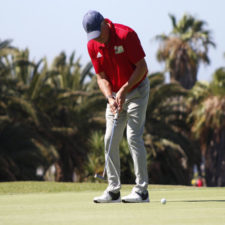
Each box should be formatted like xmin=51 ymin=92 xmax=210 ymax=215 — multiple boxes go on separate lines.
xmin=105 ymin=77 xmax=150 ymax=193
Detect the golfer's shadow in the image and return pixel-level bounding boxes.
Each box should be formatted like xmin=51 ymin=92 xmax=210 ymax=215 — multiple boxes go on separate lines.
xmin=171 ymin=200 xmax=225 ymax=203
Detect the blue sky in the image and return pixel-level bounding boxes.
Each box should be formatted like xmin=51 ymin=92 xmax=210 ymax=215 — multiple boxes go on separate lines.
xmin=1 ymin=0 xmax=224 ymax=82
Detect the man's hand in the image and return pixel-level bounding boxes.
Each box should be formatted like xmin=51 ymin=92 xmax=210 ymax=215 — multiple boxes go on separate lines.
xmin=108 ymin=97 xmax=118 ymax=114
xmin=115 ymin=87 xmax=128 ymax=113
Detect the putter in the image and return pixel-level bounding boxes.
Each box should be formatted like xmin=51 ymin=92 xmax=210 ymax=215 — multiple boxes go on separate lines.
xmin=95 ymin=110 xmax=119 ymax=181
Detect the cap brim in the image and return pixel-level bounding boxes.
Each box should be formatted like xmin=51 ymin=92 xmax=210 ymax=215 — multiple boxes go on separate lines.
xmin=87 ymin=30 xmax=101 ymax=41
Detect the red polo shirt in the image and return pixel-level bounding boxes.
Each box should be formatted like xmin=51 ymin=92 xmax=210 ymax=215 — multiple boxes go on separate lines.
xmin=87 ymin=19 xmax=147 ymax=92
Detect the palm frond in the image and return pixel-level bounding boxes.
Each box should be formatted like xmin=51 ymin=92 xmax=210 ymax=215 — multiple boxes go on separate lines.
xmin=7 ymin=96 xmax=39 ymax=126
xmin=80 ymin=62 xmax=93 ymax=85
xmin=169 ymin=14 xmax=177 ymax=31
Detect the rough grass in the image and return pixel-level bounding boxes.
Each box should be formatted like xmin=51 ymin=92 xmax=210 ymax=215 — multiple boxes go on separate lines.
xmin=0 ymin=182 xmax=225 ymax=225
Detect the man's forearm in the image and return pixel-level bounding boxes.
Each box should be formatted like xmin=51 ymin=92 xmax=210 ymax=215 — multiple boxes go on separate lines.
xmin=97 ymin=75 xmax=113 ymax=99
xmin=120 ymin=58 xmax=148 ymax=94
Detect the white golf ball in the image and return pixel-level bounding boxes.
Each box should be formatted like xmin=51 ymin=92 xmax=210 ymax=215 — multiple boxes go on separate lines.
xmin=161 ymin=198 xmax=167 ymax=204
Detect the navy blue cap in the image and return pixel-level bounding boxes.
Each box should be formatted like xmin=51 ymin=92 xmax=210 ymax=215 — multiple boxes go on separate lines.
xmin=82 ymin=10 xmax=104 ymax=41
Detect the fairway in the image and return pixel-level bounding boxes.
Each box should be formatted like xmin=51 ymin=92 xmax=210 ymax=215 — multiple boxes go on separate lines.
xmin=0 ymin=182 xmax=225 ymax=225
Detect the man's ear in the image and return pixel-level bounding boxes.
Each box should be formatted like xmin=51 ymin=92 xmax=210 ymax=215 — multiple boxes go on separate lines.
xmin=102 ymin=19 xmax=109 ymax=30
xmin=102 ymin=19 xmax=107 ymax=27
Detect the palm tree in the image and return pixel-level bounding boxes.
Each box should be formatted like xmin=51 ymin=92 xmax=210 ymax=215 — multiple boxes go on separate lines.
xmin=24 ymin=51 xmax=106 ymax=181
xmin=145 ymin=73 xmax=200 ymax=185
xmin=0 ymin=41 xmax=106 ymax=181
xmin=156 ymin=14 xmax=215 ymax=89
xmin=188 ymin=67 xmax=225 ymax=186
xmin=0 ymin=41 xmax=60 ymax=181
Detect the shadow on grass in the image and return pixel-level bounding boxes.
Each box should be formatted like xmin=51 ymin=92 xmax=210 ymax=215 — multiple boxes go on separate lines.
xmin=170 ymin=200 xmax=225 ymax=203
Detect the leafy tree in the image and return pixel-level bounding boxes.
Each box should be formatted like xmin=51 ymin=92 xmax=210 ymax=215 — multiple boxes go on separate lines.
xmin=36 ymin=51 xmax=105 ymax=181
xmin=188 ymin=67 xmax=225 ymax=186
xmin=156 ymin=14 xmax=215 ymax=89
xmin=0 ymin=47 xmax=58 ymax=180
xmin=145 ymin=73 xmax=200 ymax=185
xmin=0 ymin=40 xmax=105 ymax=182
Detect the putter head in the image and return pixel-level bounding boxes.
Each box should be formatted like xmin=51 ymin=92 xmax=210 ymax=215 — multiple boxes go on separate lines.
xmin=94 ymin=173 xmax=106 ymax=181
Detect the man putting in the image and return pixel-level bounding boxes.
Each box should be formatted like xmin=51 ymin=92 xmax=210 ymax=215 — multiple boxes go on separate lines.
xmin=82 ymin=10 xmax=150 ymax=203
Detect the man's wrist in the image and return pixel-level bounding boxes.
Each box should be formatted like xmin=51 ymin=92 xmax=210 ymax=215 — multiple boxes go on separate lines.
xmin=106 ymin=95 xmax=114 ymax=102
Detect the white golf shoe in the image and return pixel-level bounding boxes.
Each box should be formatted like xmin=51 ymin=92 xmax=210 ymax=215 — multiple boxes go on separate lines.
xmin=93 ymin=190 xmax=121 ymax=203
xmin=122 ymin=190 xmax=149 ymax=203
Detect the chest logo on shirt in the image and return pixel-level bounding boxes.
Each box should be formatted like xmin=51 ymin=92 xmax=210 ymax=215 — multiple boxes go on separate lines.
xmin=96 ymin=52 xmax=102 ymax=58
xmin=114 ymin=45 xmax=124 ymax=54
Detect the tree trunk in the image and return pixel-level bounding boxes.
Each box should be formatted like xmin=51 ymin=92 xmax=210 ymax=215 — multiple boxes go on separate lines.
xmin=170 ymin=68 xmax=197 ymax=90
xmin=205 ymin=128 xmax=225 ymax=186
xmin=170 ymin=48 xmax=197 ymax=89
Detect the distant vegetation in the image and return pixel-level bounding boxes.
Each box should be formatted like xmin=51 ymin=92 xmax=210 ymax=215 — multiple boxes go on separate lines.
xmin=0 ymin=14 xmax=225 ymax=186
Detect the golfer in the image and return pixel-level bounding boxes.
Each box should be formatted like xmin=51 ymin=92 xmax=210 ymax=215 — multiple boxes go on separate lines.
xmin=83 ymin=10 xmax=150 ymax=203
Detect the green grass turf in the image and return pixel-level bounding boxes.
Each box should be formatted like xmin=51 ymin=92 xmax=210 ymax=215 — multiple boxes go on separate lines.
xmin=0 ymin=182 xmax=225 ymax=225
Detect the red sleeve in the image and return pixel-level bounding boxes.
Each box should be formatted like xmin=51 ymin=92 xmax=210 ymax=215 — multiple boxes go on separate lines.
xmin=124 ymin=31 xmax=146 ymax=64
xmin=87 ymin=42 xmax=103 ymax=74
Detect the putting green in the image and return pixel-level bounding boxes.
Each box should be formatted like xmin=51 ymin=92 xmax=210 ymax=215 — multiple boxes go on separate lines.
xmin=0 ymin=182 xmax=225 ymax=225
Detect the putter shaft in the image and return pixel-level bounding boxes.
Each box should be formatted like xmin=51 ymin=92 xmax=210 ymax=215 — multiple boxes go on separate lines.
xmin=94 ymin=111 xmax=119 ymax=180
xmin=102 ymin=111 xmax=118 ymax=177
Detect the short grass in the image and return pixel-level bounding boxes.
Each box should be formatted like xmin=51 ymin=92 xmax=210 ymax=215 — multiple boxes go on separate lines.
xmin=0 ymin=182 xmax=225 ymax=225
